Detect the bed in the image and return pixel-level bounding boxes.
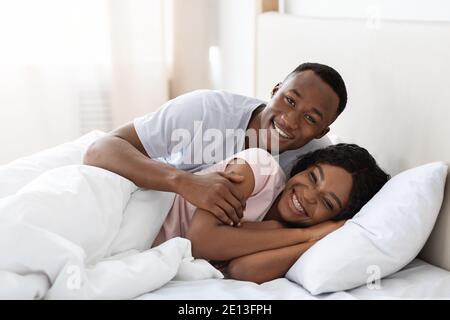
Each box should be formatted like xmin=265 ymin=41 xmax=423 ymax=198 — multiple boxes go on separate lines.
xmin=139 ymin=259 xmax=450 ymax=299
xmin=146 ymin=11 xmax=450 ymax=299
xmin=1 ymin=128 xmax=448 ymax=299
xmin=2 ymin=12 xmax=450 ymax=299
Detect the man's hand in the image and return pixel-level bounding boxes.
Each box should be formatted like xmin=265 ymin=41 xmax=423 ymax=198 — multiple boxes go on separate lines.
xmin=176 ymin=171 xmax=246 ymax=226
xmin=305 ymin=219 xmax=347 ymax=242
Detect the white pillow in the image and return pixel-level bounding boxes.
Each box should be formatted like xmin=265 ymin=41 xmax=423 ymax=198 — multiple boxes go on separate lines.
xmin=286 ymin=162 xmax=448 ymax=294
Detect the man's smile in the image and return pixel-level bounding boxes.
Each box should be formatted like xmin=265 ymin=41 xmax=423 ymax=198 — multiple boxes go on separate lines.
xmin=272 ymin=119 xmax=294 ymax=140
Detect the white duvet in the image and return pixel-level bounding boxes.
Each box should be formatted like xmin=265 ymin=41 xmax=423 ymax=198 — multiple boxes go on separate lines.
xmin=0 ymin=131 xmax=222 ymax=300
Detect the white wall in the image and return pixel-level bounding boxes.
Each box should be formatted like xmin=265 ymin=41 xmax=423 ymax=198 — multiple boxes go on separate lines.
xmin=170 ymin=0 xmax=211 ymax=97
xmin=170 ymin=0 xmax=258 ymax=98
xmin=1 ymin=0 xmax=260 ymax=163
xmin=108 ymin=0 xmax=169 ymax=127
xmin=0 ymin=66 xmax=81 ymax=164
xmin=0 ymin=0 xmax=112 ymax=164
xmin=285 ymin=0 xmax=450 ymax=22
xmin=213 ymin=0 xmax=257 ymax=96
xmin=0 ymin=0 xmax=170 ymax=164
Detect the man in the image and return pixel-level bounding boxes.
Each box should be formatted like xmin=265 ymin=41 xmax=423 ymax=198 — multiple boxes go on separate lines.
xmin=83 ymin=62 xmax=347 ymax=227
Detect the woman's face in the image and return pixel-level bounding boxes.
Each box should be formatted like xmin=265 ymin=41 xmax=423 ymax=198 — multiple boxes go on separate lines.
xmin=277 ymin=163 xmax=353 ymax=227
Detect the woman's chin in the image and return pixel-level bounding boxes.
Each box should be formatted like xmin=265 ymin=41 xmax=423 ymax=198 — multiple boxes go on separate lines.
xmin=280 ymin=209 xmax=309 ymax=226
xmin=291 ymin=218 xmax=312 ymax=227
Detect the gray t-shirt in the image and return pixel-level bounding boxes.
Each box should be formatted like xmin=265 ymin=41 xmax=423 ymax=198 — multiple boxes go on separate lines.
xmin=133 ymin=89 xmax=331 ymax=176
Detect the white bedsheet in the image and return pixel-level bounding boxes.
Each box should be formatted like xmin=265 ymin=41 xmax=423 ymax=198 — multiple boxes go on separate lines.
xmin=0 ymin=131 xmax=222 ymax=299
xmin=138 ymin=259 xmax=450 ymax=300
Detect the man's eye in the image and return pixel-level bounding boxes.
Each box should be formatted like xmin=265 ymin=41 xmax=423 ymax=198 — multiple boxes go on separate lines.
xmin=304 ymin=114 xmax=317 ymax=124
xmin=285 ymin=96 xmax=295 ymax=107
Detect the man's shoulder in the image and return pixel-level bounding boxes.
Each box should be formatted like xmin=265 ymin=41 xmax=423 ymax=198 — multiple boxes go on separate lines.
xmin=136 ymin=89 xmax=267 ymax=135
xmin=282 ymin=135 xmax=332 ymax=157
xmin=175 ymin=89 xmax=244 ymax=100
xmin=304 ymin=135 xmax=332 ymax=150
xmin=278 ymin=135 xmax=333 ymax=176
xmin=181 ymin=89 xmax=265 ymax=109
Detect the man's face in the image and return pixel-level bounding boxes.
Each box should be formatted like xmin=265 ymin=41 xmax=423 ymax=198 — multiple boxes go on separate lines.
xmin=258 ymin=70 xmax=340 ymax=153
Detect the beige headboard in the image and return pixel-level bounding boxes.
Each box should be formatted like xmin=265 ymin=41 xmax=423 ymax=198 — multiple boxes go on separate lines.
xmin=256 ymin=12 xmax=450 ymax=270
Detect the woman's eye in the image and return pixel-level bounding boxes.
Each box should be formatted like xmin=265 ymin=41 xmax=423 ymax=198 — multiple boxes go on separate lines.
xmin=309 ymin=171 xmax=317 ymax=183
xmin=324 ymin=199 xmax=333 ymax=210
xmin=304 ymin=114 xmax=317 ymax=124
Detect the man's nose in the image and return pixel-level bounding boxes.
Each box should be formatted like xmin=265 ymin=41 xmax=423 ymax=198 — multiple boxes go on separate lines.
xmin=281 ymin=111 xmax=300 ymax=130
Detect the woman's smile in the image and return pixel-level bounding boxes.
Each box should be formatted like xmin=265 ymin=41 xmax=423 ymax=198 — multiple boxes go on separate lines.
xmin=288 ymin=188 xmax=309 ymax=218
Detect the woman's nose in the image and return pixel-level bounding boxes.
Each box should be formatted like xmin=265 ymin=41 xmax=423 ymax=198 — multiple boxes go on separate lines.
xmin=303 ymin=186 xmax=318 ymax=204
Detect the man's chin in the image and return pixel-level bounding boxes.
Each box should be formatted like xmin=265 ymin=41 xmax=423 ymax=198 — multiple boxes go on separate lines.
xmin=267 ymin=142 xmax=286 ymax=155
xmin=260 ymin=144 xmax=281 ymax=155
xmin=262 ymin=137 xmax=282 ymax=153
xmin=256 ymin=134 xmax=290 ymax=154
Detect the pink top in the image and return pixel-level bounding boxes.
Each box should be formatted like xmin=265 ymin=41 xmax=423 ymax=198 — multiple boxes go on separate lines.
xmin=152 ymin=148 xmax=286 ymax=247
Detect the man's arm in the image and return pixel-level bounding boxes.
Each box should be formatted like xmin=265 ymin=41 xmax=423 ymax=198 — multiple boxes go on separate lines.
xmin=83 ymin=123 xmax=180 ymax=191
xmin=83 ymin=123 xmax=245 ymax=225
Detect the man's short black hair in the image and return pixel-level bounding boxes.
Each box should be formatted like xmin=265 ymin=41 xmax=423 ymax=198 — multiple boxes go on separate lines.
xmin=286 ymin=62 xmax=348 ymax=116
xmin=290 ymin=143 xmax=390 ymax=220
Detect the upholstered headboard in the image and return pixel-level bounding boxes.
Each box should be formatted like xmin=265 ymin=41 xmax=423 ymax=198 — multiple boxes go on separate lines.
xmin=256 ymin=12 xmax=450 ymax=270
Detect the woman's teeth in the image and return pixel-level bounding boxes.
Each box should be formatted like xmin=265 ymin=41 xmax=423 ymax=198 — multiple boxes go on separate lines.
xmin=292 ymin=193 xmax=305 ymax=214
xmin=273 ymin=121 xmax=291 ymax=139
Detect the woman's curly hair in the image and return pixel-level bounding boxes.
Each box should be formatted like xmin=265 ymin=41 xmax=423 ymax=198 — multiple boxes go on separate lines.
xmin=290 ymin=143 xmax=390 ymax=220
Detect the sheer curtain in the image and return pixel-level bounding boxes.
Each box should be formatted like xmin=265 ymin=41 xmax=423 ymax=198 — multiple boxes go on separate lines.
xmin=0 ymin=0 xmax=170 ymax=164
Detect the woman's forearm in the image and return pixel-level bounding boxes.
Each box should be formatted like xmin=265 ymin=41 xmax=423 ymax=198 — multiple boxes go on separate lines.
xmin=239 ymin=220 xmax=286 ymax=230
xmin=227 ymin=241 xmax=317 ymax=284
xmin=186 ymin=210 xmax=312 ymax=261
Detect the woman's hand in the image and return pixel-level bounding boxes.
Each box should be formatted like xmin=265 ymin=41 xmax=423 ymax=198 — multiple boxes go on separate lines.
xmin=305 ymin=219 xmax=347 ymax=242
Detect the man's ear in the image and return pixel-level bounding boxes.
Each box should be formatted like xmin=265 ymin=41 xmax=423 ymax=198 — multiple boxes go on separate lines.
xmin=271 ymin=82 xmax=282 ymax=98
xmin=316 ymin=127 xmax=330 ymax=139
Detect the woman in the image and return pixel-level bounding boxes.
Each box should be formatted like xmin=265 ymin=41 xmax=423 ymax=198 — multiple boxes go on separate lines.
xmin=152 ymin=144 xmax=389 ymax=284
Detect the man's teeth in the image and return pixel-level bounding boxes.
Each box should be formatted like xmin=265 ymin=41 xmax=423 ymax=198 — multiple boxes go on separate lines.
xmin=292 ymin=193 xmax=305 ymax=214
xmin=273 ymin=121 xmax=290 ymax=139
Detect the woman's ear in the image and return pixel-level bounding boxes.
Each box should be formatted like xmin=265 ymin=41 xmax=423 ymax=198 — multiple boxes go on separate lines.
xmin=271 ymin=82 xmax=283 ymax=98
